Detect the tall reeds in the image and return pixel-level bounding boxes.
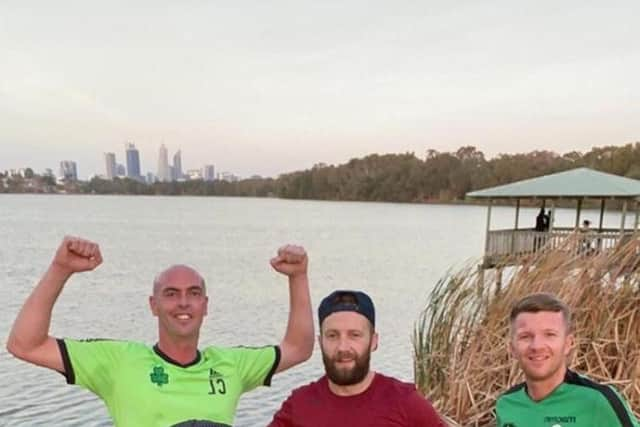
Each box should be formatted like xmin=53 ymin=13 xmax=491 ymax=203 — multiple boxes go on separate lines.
xmin=414 ymin=233 xmax=640 ymax=426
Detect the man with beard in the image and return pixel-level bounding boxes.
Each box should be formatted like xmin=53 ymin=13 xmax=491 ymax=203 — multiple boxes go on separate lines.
xmin=496 ymin=293 xmax=639 ymax=427
xmin=268 ymin=290 xmax=445 ymax=427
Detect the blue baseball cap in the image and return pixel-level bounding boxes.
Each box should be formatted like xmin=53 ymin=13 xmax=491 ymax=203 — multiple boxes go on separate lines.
xmin=318 ymin=290 xmax=375 ymax=327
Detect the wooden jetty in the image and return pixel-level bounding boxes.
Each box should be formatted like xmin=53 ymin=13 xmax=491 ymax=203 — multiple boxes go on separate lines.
xmin=466 ymin=167 xmax=640 ymax=268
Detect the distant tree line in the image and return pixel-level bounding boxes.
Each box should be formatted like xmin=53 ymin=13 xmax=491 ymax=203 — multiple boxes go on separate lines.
xmin=80 ymin=176 xmax=277 ymax=197
xmin=3 ymin=142 xmax=640 ymax=202
xmin=273 ymin=142 xmax=640 ymax=202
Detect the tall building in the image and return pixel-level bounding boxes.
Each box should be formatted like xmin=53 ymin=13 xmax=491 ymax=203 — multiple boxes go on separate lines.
xmin=59 ymin=161 xmax=78 ymax=181
xmin=125 ymin=143 xmax=141 ymax=179
xmin=173 ymin=150 xmax=183 ymax=180
xmin=157 ymin=144 xmax=170 ymax=182
xmin=202 ymin=165 xmax=215 ymax=181
xmin=104 ymin=152 xmax=116 ymax=180
xmin=116 ymin=163 xmax=126 ymax=177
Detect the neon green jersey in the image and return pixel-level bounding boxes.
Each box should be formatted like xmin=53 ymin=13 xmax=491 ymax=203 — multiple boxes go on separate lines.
xmin=58 ymin=339 xmax=280 ymax=427
xmin=496 ymin=370 xmax=639 ymax=427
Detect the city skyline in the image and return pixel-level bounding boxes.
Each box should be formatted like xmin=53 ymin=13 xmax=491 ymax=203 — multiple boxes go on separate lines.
xmin=2 ymin=2 xmax=639 ymax=179
xmin=2 ymin=141 xmax=231 ymax=183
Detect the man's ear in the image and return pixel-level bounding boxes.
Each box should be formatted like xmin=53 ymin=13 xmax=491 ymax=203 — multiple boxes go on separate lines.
xmin=564 ymin=332 xmax=575 ymax=356
xmin=507 ymin=335 xmax=515 ymax=359
xmin=371 ymin=332 xmax=379 ymax=352
xmin=149 ymin=295 xmax=158 ymax=317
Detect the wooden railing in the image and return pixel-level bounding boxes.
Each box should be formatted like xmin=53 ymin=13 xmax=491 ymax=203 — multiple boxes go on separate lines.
xmin=483 ymin=227 xmax=636 ymax=267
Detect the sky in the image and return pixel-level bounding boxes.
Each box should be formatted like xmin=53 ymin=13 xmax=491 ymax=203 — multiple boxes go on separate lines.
xmin=1 ymin=1 xmax=639 ymax=179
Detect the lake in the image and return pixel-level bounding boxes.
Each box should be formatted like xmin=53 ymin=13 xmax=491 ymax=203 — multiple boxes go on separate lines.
xmin=0 ymin=195 xmax=620 ymax=426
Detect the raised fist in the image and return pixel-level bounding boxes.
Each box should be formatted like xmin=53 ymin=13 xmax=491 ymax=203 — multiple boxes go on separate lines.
xmin=270 ymin=244 xmax=308 ymax=278
xmin=52 ymin=236 xmax=103 ymax=274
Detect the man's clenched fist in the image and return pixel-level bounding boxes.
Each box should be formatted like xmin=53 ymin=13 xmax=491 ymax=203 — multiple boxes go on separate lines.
xmin=270 ymin=245 xmax=308 ymax=278
xmin=52 ymin=236 xmax=103 ymax=275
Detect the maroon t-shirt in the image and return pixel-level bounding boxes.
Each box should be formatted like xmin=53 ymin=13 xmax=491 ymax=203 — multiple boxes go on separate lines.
xmin=268 ymin=373 xmax=446 ymax=427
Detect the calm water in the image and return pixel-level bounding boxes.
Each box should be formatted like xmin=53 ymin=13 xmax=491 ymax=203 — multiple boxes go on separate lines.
xmin=0 ymin=195 xmax=621 ymax=426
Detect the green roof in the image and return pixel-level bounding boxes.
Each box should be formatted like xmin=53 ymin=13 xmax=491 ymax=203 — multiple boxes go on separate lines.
xmin=467 ymin=168 xmax=640 ymax=199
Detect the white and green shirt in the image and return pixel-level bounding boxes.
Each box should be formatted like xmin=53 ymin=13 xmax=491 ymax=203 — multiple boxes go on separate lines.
xmin=58 ymin=339 xmax=280 ymax=427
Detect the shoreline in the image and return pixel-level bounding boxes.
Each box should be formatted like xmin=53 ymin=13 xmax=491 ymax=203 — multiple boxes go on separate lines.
xmin=0 ymin=191 xmax=625 ymax=210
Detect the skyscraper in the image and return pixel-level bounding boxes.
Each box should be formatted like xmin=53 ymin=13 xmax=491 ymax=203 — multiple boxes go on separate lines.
xmin=157 ymin=144 xmax=170 ymax=182
xmin=104 ymin=152 xmax=116 ymax=180
xmin=125 ymin=143 xmax=141 ymax=179
xmin=202 ymin=165 xmax=215 ymax=181
xmin=173 ymin=150 xmax=183 ymax=181
xmin=59 ymin=161 xmax=78 ymax=181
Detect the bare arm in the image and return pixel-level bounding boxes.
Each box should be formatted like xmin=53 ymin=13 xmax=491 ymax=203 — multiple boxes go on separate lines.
xmin=270 ymin=245 xmax=314 ymax=374
xmin=6 ymin=236 xmax=102 ymax=372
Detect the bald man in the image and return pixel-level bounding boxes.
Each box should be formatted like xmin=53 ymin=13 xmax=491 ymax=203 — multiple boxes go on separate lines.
xmin=7 ymin=236 xmax=314 ymax=427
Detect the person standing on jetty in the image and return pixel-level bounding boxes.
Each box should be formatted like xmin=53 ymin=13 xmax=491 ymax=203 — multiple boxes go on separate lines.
xmin=535 ymin=207 xmax=547 ymax=232
xmin=496 ymin=293 xmax=639 ymax=427
xmin=6 ymin=236 xmax=314 ymax=427
xmin=268 ymin=289 xmax=446 ymax=427
xmin=534 ymin=207 xmax=549 ymax=251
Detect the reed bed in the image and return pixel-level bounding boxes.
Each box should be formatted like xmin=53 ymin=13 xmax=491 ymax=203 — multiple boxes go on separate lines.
xmin=414 ymin=232 xmax=640 ymax=426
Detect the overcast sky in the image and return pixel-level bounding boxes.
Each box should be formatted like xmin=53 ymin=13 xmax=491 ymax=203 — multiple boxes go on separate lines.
xmin=1 ymin=1 xmax=639 ymax=178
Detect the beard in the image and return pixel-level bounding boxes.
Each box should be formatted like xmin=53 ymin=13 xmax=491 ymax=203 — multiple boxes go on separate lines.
xmin=322 ymin=347 xmax=371 ymax=386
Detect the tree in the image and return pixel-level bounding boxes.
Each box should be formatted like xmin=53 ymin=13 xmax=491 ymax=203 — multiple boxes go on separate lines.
xmin=41 ymin=175 xmax=57 ymax=188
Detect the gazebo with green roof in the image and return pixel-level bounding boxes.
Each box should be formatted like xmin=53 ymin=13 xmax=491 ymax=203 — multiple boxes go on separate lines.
xmin=467 ymin=167 xmax=640 ymax=268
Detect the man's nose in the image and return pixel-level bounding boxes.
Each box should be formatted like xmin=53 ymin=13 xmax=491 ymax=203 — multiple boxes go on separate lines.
xmin=178 ymin=293 xmax=190 ymax=307
xmin=337 ymin=336 xmax=351 ymax=351
xmin=529 ymin=334 xmax=544 ymax=349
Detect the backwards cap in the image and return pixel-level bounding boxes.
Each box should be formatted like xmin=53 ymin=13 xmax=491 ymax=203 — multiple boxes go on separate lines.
xmin=318 ymin=290 xmax=375 ymax=328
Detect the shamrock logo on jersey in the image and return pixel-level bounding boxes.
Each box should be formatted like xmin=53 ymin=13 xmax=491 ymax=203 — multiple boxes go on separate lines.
xmin=150 ymin=365 xmax=169 ymax=387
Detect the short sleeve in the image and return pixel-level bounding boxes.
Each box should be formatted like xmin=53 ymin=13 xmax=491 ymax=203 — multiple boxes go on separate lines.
xmin=58 ymin=338 xmax=126 ymax=399
xmin=267 ymin=393 xmax=294 ymax=427
xmin=405 ymin=390 xmax=447 ymax=426
xmin=232 ymin=345 xmax=280 ymax=392
xmin=596 ymin=385 xmax=640 ymax=427
xmin=495 ymin=398 xmax=503 ymax=427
